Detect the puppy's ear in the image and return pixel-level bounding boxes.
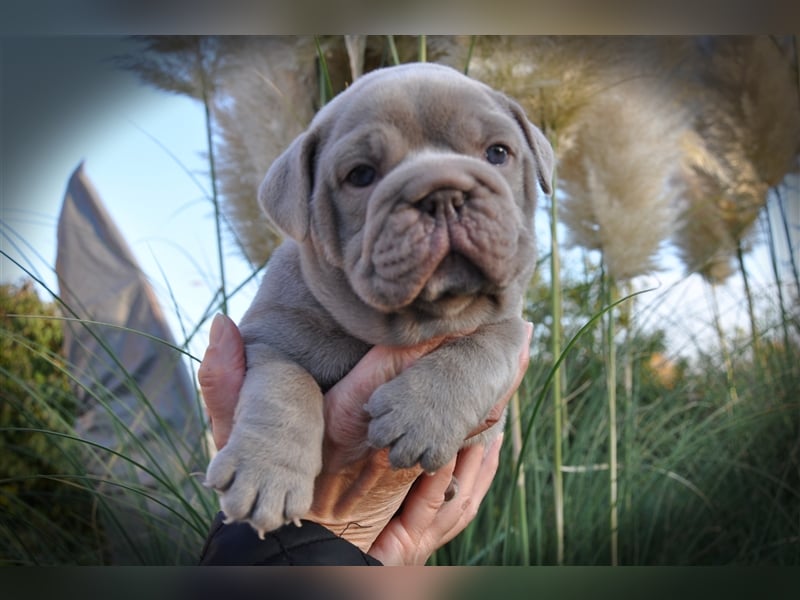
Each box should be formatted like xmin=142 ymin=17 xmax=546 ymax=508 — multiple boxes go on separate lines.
xmin=257 ymin=131 xmax=318 ymax=240
xmin=500 ymin=95 xmax=555 ymax=196
xmin=526 ymin=122 xmax=555 ymax=197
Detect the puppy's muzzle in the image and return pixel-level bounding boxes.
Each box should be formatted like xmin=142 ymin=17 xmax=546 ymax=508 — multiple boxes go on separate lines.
xmin=349 ymin=154 xmax=519 ymax=313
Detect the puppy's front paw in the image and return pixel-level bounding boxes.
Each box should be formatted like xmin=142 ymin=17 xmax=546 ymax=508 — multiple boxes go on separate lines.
xmin=365 ymin=378 xmax=466 ymax=473
xmin=205 ymin=431 xmax=318 ymax=538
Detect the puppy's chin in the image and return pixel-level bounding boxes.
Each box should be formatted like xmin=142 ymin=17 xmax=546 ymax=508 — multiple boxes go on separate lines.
xmin=410 ymin=293 xmax=484 ymax=319
xmin=418 ymin=253 xmax=484 ymax=297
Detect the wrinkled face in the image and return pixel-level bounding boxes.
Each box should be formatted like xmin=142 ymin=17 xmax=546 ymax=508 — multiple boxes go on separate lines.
xmin=309 ymin=67 xmax=547 ymax=320
xmin=258 ymin=64 xmax=553 ymax=336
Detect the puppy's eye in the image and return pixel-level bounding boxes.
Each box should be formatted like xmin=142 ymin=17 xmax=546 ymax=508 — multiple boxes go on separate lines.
xmin=486 ymin=144 xmax=510 ymax=166
xmin=345 ymin=165 xmax=377 ymax=187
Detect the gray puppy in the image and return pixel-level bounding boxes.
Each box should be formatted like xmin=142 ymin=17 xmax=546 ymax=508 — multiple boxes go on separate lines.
xmin=205 ymin=63 xmax=554 ymax=538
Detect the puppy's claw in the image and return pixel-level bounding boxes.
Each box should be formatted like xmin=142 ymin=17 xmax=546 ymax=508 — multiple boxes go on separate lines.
xmin=208 ymin=472 xmax=236 ymax=493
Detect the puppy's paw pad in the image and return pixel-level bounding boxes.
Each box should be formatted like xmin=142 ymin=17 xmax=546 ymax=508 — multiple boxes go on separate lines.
xmin=205 ymin=439 xmax=317 ymax=536
xmin=366 ymin=378 xmax=465 ymax=472
xmin=386 ymin=434 xmax=453 ymax=472
xmin=367 ymin=410 xmax=458 ymax=472
xmin=245 ymin=477 xmax=314 ymax=537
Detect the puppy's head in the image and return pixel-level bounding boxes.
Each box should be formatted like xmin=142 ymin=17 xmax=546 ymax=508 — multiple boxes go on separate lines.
xmin=259 ymin=63 xmax=554 ymax=342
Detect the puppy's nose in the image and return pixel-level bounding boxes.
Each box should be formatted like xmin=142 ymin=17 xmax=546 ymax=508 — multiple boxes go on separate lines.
xmin=418 ymin=188 xmax=466 ymax=218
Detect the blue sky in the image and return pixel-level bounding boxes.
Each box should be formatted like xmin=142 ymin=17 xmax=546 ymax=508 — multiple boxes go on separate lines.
xmin=2 ymin=36 xmax=792 ymax=367
xmin=1 ymin=36 xmax=257 ymax=363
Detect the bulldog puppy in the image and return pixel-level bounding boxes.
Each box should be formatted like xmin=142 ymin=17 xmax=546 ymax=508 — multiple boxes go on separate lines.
xmin=205 ymin=62 xmax=554 ymax=538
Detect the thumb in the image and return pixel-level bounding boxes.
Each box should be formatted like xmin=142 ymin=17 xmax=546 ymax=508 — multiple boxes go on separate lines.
xmin=198 ymin=313 xmax=246 ymax=449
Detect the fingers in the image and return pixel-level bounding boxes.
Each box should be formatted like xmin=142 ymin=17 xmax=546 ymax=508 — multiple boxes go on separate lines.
xmin=197 ymin=313 xmax=246 ymax=450
xmin=366 ymin=457 xmax=459 ymax=566
xmin=314 ymin=451 xmax=421 ymax=519
xmin=433 ymin=433 xmax=503 ymax=547
xmin=368 ymin=433 xmax=504 ymax=566
xmin=323 ymin=339 xmax=444 ymax=449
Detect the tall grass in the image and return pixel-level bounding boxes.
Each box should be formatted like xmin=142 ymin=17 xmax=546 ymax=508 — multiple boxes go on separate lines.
xmin=548 ymin=166 xmax=566 ymax=566
xmin=0 ymin=265 xmax=219 ymax=565
xmin=0 ymin=347 xmax=217 ymax=563
xmin=434 ymin=254 xmax=799 ymax=565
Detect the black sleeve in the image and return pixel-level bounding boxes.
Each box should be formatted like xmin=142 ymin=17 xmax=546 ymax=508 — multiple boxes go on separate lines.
xmin=198 ymin=512 xmax=383 ymax=566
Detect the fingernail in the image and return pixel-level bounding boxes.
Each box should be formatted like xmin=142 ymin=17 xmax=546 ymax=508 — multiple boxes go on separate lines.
xmin=485 ymin=432 xmax=504 ymax=459
xmin=525 ymin=321 xmax=534 ymax=343
xmin=209 ymin=313 xmax=227 ymax=347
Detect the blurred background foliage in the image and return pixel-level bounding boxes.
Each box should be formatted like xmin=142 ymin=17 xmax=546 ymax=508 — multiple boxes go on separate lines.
xmin=1 ymin=282 xmax=105 ymax=564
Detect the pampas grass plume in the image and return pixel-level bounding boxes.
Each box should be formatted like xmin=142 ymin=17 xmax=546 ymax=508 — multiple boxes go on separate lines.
xmin=558 ymin=81 xmax=686 ymax=281
xmin=672 ymin=36 xmax=800 ymax=282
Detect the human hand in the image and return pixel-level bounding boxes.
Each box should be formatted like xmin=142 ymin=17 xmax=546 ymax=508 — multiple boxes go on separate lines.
xmin=198 ymin=313 xmax=532 ymax=565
